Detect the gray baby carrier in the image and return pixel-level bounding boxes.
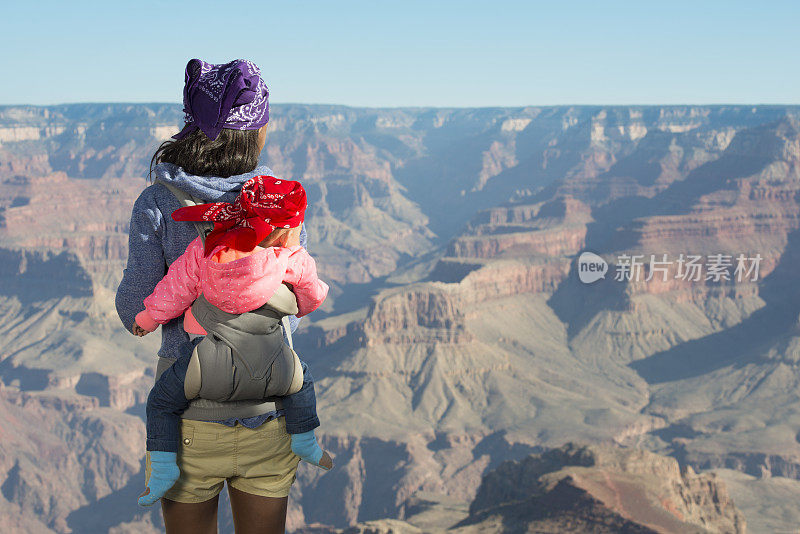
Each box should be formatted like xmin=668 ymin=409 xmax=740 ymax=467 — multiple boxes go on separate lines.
xmin=157 ymin=180 xmax=304 ymax=402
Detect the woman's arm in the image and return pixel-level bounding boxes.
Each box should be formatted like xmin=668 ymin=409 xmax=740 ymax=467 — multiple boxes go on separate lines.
xmin=115 ymin=190 xmax=168 ymax=333
xmin=299 ymin=223 xmax=307 ymax=249
xmin=137 ymin=237 xmax=204 ymax=330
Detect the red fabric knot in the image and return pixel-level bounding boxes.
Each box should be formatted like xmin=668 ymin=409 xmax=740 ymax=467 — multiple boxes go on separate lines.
xmin=172 ymin=175 xmax=307 ymax=254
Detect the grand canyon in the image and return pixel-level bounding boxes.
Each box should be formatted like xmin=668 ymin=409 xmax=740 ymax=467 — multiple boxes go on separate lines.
xmin=1 ymin=103 xmax=799 ymax=533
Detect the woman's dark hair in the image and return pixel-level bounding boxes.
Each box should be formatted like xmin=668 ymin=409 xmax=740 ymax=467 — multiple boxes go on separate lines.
xmin=149 ymin=126 xmax=261 ymax=179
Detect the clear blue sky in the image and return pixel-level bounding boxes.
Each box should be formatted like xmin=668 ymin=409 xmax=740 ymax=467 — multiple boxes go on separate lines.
xmin=1 ymin=0 xmax=797 ymax=107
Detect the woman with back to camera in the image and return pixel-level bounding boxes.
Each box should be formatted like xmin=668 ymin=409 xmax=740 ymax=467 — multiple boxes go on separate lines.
xmin=116 ymin=58 xmax=324 ymax=534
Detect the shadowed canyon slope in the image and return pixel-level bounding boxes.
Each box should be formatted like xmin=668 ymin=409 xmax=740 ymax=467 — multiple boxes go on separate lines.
xmin=1 ymin=104 xmax=800 ymax=532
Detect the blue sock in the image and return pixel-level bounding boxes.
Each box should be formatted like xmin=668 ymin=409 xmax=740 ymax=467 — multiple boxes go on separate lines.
xmin=138 ymin=451 xmax=180 ymax=507
xmin=290 ymin=430 xmax=324 ymax=466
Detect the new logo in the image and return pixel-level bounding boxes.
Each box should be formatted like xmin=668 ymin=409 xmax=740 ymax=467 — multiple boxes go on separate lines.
xmin=577 ymin=251 xmax=607 ymax=283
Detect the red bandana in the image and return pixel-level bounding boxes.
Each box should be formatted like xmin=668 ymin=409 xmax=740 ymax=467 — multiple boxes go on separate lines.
xmin=172 ymin=175 xmax=307 ymax=254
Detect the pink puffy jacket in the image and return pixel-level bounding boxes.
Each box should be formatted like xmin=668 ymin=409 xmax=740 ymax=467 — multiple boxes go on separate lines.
xmin=135 ymin=236 xmax=328 ymax=335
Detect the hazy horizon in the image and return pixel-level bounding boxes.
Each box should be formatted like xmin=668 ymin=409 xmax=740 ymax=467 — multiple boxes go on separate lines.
xmin=3 ymin=101 xmax=800 ymax=109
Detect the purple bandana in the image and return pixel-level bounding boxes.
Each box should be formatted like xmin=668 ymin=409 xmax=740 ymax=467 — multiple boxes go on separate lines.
xmin=173 ymin=59 xmax=270 ymax=141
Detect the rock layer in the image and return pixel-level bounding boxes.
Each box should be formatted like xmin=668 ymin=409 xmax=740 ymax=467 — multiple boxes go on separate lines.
xmin=1 ymin=104 xmax=800 ymax=532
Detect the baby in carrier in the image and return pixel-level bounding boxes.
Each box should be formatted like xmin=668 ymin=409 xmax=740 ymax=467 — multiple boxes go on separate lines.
xmin=134 ymin=175 xmax=331 ymax=506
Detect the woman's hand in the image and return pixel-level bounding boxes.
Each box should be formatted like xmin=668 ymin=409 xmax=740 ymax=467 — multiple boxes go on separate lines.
xmin=132 ymin=322 xmax=149 ymax=337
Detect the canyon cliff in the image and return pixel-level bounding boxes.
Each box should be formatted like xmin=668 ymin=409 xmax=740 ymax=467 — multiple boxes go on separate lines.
xmin=1 ymin=103 xmax=799 ymax=532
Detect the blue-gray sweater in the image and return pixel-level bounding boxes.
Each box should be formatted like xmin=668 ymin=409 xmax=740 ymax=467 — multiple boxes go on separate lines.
xmin=115 ymin=162 xmax=305 ymax=424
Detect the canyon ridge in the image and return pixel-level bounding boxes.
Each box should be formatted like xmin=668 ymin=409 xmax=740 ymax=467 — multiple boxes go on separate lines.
xmin=1 ymin=103 xmax=800 ymax=533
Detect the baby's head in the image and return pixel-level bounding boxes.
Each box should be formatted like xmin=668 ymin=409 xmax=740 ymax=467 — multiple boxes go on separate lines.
xmin=173 ymin=175 xmax=307 ymax=253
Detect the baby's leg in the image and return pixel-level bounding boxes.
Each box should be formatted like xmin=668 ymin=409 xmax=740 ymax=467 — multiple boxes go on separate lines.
xmin=146 ymin=353 xmax=193 ymax=451
xmin=281 ymin=361 xmax=320 ymax=434
xmin=281 ymin=363 xmax=332 ymax=470
xmin=139 ymin=354 xmax=193 ymax=506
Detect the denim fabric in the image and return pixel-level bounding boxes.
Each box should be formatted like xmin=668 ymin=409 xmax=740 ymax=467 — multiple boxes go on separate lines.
xmin=280 ymin=362 xmax=320 ymax=434
xmin=146 ymin=357 xmax=320 ymax=452
xmin=146 ymin=353 xmax=191 ymax=452
xmin=215 ymin=411 xmax=282 ymax=429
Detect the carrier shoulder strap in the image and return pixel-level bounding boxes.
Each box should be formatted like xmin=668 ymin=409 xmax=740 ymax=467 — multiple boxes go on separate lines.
xmin=155 ymin=180 xmax=214 ymax=245
xmin=281 ymin=316 xmax=294 ymax=350
xmin=157 ymin=178 xmax=295 ymax=348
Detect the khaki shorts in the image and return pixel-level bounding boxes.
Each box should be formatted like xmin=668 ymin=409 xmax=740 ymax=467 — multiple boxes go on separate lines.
xmin=146 ymin=417 xmax=299 ymax=503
